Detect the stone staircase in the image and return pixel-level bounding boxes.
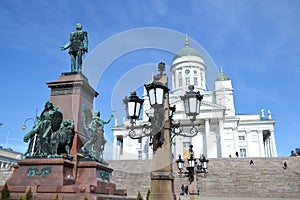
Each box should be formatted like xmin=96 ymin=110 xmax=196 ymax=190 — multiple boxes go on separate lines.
xmin=0 ymin=168 xmax=13 ymax=185
xmin=197 ymin=157 xmax=300 ymax=198
xmin=1 ymin=158 xmax=299 ymax=198
xmin=108 ymin=157 xmax=300 ymax=198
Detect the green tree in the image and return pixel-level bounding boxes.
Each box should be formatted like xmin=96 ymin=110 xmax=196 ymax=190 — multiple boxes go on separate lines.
xmin=24 ymin=188 xmax=33 ymax=200
xmin=136 ymin=191 xmax=143 ymax=200
xmin=1 ymin=183 xmax=10 ymax=200
xmin=84 ymin=194 xmax=88 ymax=200
xmin=54 ymin=194 xmax=59 ymax=200
xmin=146 ymin=189 xmax=150 ymax=200
xmin=19 ymin=195 xmax=24 ymax=200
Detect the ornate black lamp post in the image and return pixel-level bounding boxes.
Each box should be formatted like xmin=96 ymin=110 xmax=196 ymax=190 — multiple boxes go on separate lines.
xmin=123 ymin=62 xmax=175 ymax=199
xmin=123 ymin=62 xmax=204 ymax=200
xmin=176 ymin=145 xmax=209 ymax=182
xmin=176 ymin=145 xmax=209 ymax=198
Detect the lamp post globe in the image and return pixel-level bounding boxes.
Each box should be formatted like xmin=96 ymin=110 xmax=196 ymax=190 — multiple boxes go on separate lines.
xmin=21 ymin=125 xmax=27 ymax=130
xmin=176 ymin=154 xmax=185 ymax=171
xmin=181 ymin=85 xmax=203 ymax=117
xmin=187 ymin=154 xmax=196 ymax=183
xmin=200 ymin=155 xmax=209 ymax=171
xmin=144 ymin=82 xmax=168 ymax=107
xmin=123 ymin=91 xmax=144 ymax=120
xmin=188 ymin=154 xmax=196 ymax=168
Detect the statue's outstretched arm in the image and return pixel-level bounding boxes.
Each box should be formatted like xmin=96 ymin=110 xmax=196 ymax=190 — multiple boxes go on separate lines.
xmin=60 ymin=42 xmax=70 ymax=51
xmin=103 ymin=114 xmax=114 ymax=124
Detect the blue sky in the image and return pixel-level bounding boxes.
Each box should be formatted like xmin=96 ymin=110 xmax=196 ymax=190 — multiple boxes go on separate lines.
xmin=0 ymin=0 xmax=299 ymax=157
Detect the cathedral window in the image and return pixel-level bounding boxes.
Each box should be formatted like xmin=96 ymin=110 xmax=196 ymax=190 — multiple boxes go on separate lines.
xmin=179 ymin=78 xmax=182 ymax=87
xmin=240 ymin=148 xmax=247 ymax=158
xmin=185 ymin=77 xmax=190 ymax=86
xmin=239 ymin=135 xmax=245 ymax=140
xmin=194 ymin=77 xmax=198 ymax=86
xmin=183 ymin=142 xmax=191 ymax=148
xmin=200 ymin=72 xmax=203 ymax=87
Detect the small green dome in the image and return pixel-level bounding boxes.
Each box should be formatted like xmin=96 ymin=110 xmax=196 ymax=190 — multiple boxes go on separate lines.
xmin=173 ymin=35 xmax=202 ymax=61
xmin=216 ymin=67 xmax=230 ymax=81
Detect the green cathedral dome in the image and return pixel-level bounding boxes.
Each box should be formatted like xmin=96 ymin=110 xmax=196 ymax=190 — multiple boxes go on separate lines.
xmin=216 ymin=67 xmax=231 ymax=81
xmin=173 ymin=35 xmax=202 ymax=61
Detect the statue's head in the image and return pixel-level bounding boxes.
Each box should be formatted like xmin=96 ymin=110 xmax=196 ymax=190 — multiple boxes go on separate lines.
xmin=76 ymin=23 xmax=82 ymax=30
xmin=96 ymin=111 xmax=101 ymax=118
xmin=45 ymin=101 xmax=54 ymax=109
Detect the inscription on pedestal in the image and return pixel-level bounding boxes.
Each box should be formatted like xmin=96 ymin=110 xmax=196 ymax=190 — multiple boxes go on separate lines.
xmin=51 ymin=88 xmax=80 ymax=96
xmin=27 ymin=166 xmax=52 ymax=178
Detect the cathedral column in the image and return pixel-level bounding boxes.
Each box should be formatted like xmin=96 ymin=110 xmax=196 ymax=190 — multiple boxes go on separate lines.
xmin=203 ymin=119 xmax=209 ymax=156
xmin=266 ymin=137 xmax=272 ymax=157
xmin=232 ymin=129 xmax=237 ymax=155
xmin=268 ymin=138 xmax=272 ymax=157
xmin=246 ymin=131 xmax=251 ymax=157
xmin=217 ymin=118 xmax=224 ymax=158
xmin=270 ymin=130 xmax=278 ymax=157
xmin=258 ymin=130 xmax=265 ymax=157
xmin=113 ymin=134 xmax=118 ymax=160
xmin=264 ymin=138 xmax=269 ymax=157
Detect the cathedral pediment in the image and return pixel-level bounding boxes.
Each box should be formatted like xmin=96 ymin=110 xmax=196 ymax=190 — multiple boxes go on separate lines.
xmin=200 ymin=101 xmax=225 ymax=111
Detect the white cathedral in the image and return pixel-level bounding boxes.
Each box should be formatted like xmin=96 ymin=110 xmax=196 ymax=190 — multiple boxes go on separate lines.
xmin=111 ymin=36 xmax=277 ymax=160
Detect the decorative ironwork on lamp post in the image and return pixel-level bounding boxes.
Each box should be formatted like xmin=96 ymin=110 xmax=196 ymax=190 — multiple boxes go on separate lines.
xmin=124 ymin=83 xmax=204 ymax=145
